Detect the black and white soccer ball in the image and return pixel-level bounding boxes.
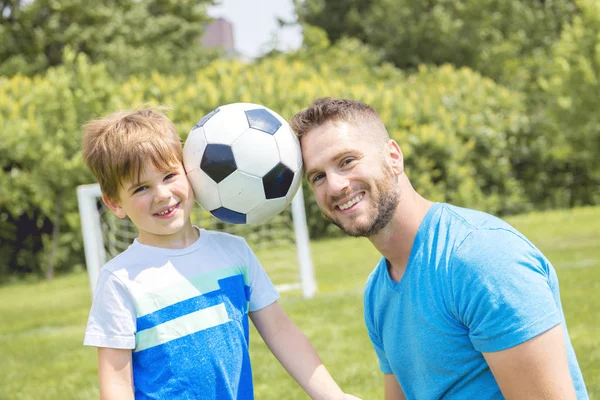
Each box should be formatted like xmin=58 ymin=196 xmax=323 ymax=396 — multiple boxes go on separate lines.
xmin=183 ymin=103 xmax=303 ymax=224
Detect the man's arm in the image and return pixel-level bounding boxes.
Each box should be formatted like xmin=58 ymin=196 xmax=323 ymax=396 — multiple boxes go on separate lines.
xmin=98 ymin=347 xmax=135 ymax=400
xmin=483 ymin=324 xmax=577 ymax=400
xmin=384 ymin=374 xmax=406 ymax=400
xmin=250 ymin=301 xmax=359 ymax=400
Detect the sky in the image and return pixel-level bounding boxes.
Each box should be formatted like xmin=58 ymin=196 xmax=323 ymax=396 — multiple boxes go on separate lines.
xmin=207 ymin=0 xmax=303 ymax=59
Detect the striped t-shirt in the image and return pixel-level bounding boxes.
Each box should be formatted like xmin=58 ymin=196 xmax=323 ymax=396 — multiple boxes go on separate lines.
xmin=84 ymin=228 xmax=280 ymax=399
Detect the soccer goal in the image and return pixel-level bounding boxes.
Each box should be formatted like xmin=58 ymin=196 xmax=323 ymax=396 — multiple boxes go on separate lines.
xmin=76 ymin=183 xmax=317 ymax=298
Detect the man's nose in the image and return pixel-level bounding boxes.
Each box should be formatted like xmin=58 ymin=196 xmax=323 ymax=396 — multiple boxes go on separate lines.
xmin=328 ymin=172 xmax=350 ymax=195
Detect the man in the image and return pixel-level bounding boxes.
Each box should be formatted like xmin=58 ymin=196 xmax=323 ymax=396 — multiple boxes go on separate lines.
xmin=290 ymin=98 xmax=588 ymax=399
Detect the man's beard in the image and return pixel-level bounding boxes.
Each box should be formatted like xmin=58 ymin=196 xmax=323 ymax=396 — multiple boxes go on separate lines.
xmin=325 ymin=167 xmax=399 ymax=237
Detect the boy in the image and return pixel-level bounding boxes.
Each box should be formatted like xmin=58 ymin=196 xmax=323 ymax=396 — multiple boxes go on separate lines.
xmin=82 ymin=108 xmax=355 ymax=399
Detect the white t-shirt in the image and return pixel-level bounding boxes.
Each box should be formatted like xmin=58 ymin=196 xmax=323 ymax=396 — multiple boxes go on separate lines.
xmin=84 ymin=228 xmax=279 ymax=399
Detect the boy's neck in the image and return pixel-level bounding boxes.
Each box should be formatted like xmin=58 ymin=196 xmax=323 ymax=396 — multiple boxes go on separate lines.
xmin=137 ymin=222 xmax=200 ymax=249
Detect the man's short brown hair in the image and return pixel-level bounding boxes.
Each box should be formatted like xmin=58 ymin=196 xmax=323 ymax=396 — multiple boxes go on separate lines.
xmin=290 ymin=97 xmax=388 ymax=142
xmin=82 ymin=108 xmax=182 ymax=202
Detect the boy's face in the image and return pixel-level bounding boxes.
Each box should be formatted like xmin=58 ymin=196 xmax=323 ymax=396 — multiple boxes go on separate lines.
xmin=103 ymin=162 xmax=197 ymax=248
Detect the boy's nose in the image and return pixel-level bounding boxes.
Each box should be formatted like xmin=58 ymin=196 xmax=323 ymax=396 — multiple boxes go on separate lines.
xmin=154 ymin=185 xmax=171 ymax=202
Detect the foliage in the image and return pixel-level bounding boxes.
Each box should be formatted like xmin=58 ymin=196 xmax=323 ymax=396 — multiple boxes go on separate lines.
xmin=0 ymin=0 xmax=218 ymax=78
xmin=0 ymin=46 xmax=533 ymax=279
xmin=4 ymin=31 xmax=600 ymax=280
xmin=295 ymin=0 xmax=577 ymax=85
xmin=1 ymin=206 xmax=599 ymax=398
xmin=527 ymin=0 xmax=600 ymax=208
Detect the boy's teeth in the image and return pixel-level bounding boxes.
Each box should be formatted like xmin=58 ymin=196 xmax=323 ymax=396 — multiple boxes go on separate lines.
xmin=339 ymin=195 xmax=363 ymax=210
xmin=157 ymin=205 xmax=177 ymax=215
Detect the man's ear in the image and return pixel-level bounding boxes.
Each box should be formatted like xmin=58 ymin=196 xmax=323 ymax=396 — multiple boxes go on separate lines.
xmin=387 ymin=139 xmax=404 ymax=176
xmin=102 ymin=193 xmax=127 ymax=219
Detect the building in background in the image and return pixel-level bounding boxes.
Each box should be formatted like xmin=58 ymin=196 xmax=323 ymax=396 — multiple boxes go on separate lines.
xmin=202 ymin=17 xmax=240 ymax=59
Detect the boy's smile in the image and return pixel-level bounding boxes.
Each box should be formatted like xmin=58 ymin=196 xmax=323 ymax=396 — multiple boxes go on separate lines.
xmin=103 ymin=162 xmax=198 ymax=249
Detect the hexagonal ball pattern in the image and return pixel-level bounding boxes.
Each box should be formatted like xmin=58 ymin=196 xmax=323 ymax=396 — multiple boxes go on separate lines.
xmin=247 ymin=197 xmax=289 ymax=224
xmin=263 ymin=162 xmax=295 ymax=199
xmin=210 ymin=208 xmax=246 ymax=224
xmin=232 ymin=128 xmax=281 ymax=177
xmin=186 ymin=168 xmax=222 ymax=211
xmin=183 ymin=126 xmax=208 ymax=174
xmin=200 ymin=144 xmax=237 ymax=184
xmin=219 ymin=102 xmax=264 ymax=113
xmin=274 ymin=125 xmax=302 ymax=172
xmin=245 ymin=109 xmax=282 ymax=135
xmin=219 ymin=171 xmax=266 ymax=213
xmin=194 ymin=108 xmax=220 ymax=129
xmin=203 ymin=108 xmax=250 ymax=145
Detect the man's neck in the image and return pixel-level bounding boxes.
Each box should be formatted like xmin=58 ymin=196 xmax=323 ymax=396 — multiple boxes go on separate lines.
xmin=369 ymin=190 xmax=433 ymax=282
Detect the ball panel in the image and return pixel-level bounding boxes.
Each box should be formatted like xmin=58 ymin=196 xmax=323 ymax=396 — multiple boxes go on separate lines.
xmin=186 ymin=168 xmax=222 ymax=211
xmin=219 ymin=103 xmax=265 ymax=112
xmin=263 ymin=163 xmax=295 ymax=199
xmin=246 ymin=197 xmax=288 ymax=224
xmin=274 ymin=126 xmax=302 ymax=172
xmin=194 ymin=107 xmax=220 ymax=129
xmin=200 ymin=144 xmax=237 ymax=184
xmin=245 ymin=109 xmax=282 ymax=135
xmin=219 ymin=171 xmax=266 ymax=213
xmin=183 ymin=126 xmax=208 ymax=174
xmin=232 ymin=128 xmax=280 ymax=177
xmin=285 ymin=169 xmax=303 ymax=204
xmin=210 ymin=208 xmax=246 ymax=224
xmin=203 ymin=110 xmax=249 ymax=145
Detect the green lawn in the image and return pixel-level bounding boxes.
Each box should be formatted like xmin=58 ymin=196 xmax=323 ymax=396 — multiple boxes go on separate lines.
xmin=0 ymin=206 xmax=598 ymax=399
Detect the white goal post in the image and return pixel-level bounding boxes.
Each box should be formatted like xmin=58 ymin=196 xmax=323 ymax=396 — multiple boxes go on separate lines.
xmin=77 ymin=183 xmax=317 ymax=299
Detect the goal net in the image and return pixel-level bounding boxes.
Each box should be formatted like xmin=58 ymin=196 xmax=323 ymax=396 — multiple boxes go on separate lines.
xmin=77 ymin=183 xmax=317 ymax=298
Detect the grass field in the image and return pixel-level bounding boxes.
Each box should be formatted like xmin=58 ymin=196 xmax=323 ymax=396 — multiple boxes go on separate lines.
xmin=0 ymin=206 xmax=598 ymax=399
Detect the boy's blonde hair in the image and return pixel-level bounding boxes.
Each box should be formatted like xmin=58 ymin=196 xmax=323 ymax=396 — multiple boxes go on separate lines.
xmin=82 ymin=108 xmax=182 ymax=202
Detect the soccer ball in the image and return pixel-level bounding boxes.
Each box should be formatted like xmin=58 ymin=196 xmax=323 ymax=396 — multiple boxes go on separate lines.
xmin=183 ymin=103 xmax=303 ymax=224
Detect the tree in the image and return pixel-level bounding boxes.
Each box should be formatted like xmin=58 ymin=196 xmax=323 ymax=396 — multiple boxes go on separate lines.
xmin=0 ymin=0 xmax=219 ymax=78
xmin=295 ymin=0 xmax=578 ymax=85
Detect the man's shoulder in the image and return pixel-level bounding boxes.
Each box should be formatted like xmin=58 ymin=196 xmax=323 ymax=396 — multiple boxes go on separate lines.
xmin=439 ymin=203 xmax=512 ymax=231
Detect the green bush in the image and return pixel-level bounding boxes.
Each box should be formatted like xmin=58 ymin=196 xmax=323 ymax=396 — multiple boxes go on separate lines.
xmin=0 ymin=46 xmax=553 ymax=281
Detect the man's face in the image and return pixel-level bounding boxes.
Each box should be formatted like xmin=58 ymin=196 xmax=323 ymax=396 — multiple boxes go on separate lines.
xmin=302 ymin=121 xmax=401 ymax=237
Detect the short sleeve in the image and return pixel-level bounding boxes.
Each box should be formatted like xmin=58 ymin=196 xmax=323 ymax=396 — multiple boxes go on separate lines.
xmin=364 ymin=270 xmax=393 ymax=374
xmin=243 ymin=240 xmax=280 ymax=312
xmin=451 ymin=229 xmax=561 ymax=352
xmin=83 ymin=268 xmax=137 ymax=349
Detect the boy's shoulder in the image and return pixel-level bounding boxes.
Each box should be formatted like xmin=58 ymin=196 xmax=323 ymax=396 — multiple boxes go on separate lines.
xmin=102 ymin=229 xmax=251 ymax=273
xmin=201 ymin=228 xmax=248 ymax=248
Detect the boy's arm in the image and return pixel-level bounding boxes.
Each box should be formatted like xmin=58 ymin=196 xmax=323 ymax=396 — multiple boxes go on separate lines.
xmin=97 ymin=347 xmax=135 ymax=400
xmin=384 ymin=374 xmax=406 ymax=400
xmin=250 ymin=301 xmax=358 ymax=400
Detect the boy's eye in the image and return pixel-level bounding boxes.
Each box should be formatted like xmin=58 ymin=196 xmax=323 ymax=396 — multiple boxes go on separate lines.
xmin=133 ymin=186 xmax=147 ymax=194
xmin=164 ymin=173 xmax=176 ymax=181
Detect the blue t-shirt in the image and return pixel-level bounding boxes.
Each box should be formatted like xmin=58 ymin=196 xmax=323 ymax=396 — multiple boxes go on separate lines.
xmin=84 ymin=229 xmax=280 ymax=399
xmin=364 ymin=203 xmax=588 ymax=399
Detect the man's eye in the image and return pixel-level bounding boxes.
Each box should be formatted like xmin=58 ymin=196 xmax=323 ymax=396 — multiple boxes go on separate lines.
xmin=311 ymin=173 xmax=324 ymax=183
xmin=342 ymin=157 xmax=355 ymax=166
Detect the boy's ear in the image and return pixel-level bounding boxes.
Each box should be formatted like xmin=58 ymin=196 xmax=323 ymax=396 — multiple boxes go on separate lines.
xmin=387 ymin=139 xmax=404 ymax=176
xmin=102 ymin=193 xmax=127 ymax=219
